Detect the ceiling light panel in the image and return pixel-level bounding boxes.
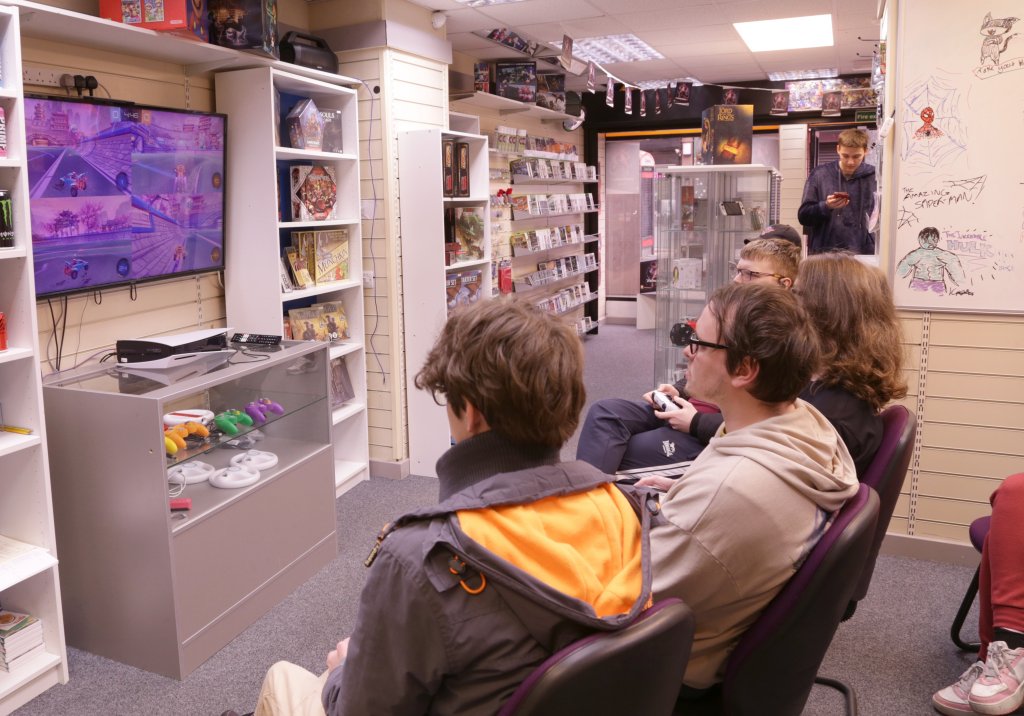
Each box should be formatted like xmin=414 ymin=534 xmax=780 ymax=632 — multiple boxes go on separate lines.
xmin=453 ymin=0 xmax=526 ymax=6
xmin=767 ymin=68 xmax=838 ymax=81
xmin=570 ymin=34 xmax=665 ymax=64
xmin=733 ymin=14 xmax=834 ymax=52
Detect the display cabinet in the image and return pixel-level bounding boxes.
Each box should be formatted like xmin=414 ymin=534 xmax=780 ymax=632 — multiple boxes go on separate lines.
xmin=215 ymin=66 xmax=369 ymax=495
xmin=398 ymin=127 xmax=490 ymax=478
xmin=0 ymin=6 xmax=69 ymax=711
xmin=652 ymin=165 xmax=779 ymax=386
xmin=42 ymin=341 xmax=336 ymax=679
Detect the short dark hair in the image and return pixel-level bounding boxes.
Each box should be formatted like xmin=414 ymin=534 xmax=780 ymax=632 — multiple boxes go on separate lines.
xmin=708 ymin=283 xmax=819 ymax=404
xmin=413 ymin=298 xmax=586 ymax=448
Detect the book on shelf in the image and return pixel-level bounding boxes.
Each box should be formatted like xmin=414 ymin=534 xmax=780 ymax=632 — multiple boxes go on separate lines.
xmin=285 ymin=247 xmax=313 ymax=289
xmin=0 ymin=608 xmax=44 ymax=672
xmin=442 ymin=138 xmax=455 ymax=198
xmin=279 ymin=257 xmax=295 ymax=293
xmin=329 ymin=355 xmax=356 ymax=407
xmin=455 ymin=141 xmax=471 ymax=197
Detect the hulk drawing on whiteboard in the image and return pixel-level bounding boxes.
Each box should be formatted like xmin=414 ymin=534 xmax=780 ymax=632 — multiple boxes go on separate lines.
xmin=897 ymin=226 xmax=967 ymax=294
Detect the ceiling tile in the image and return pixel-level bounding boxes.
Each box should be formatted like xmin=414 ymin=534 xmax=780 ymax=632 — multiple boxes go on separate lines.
xmin=442 ymin=8 xmax=503 ymax=33
xmin=474 ymin=0 xmax=604 ymax=25
xmin=654 ymin=39 xmax=752 ymax=58
xmin=617 ymin=5 xmax=730 ymax=32
xmin=635 ymin=24 xmax=740 ymax=47
xmin=404 ymin=0 xmax=466 ymax=10
xmin=587 ymin=0 xmax=713 ymax=13
xmin=447 ymin=31 xmax=497 ymax=50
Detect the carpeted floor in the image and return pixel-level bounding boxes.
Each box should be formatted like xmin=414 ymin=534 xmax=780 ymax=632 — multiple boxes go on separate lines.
xmin=14 ymin=324 xmax=987 ymax=715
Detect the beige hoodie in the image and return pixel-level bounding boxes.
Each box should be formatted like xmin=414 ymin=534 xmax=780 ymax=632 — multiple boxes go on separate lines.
xmin=651 ymin=399 xmax=859 ymax=688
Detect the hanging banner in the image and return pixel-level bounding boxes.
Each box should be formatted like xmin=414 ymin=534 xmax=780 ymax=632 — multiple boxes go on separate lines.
xmin=587 ymin=62 xmax=597 ymax=93
xmin=640 ymin=90 xmax=646 ymax=117
xmin=624 ymin=86 xmax=633 ymax=114
xmin=560 ymin=35 xmax=574 ymax=71
xmin=722 ymin=87 xmax=739 ymax=105
xmin=666 ymin=84 xmax=675 ymax=108
xmin=770 ymin=90 xmax=790 ymax=116
xmin=605 ymin=79 xmax=615 ymax=107
xmin=655 ymin=88 xmax=662 ymax=114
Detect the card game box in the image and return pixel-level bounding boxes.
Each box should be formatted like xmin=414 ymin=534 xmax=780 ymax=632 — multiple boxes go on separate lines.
xmin=493 ymin=62 xmax=537 ymax=103
xmin=320 ymin=108 xmax=344 ymax=153
xmin=700 ymin=104 xmax=753 ymax=165
xmin=208 ymin=0 xmax=277 ymax=57
xmin=290 ymin=164 xmax=338 ymax=221
xmin=100 ymin=0 xmax=209 ymax=41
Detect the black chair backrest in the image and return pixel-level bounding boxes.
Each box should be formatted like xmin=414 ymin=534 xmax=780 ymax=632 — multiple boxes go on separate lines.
xmin=851 ymin=404 xmax=916 ymax=603
xmin=498 ymin=598 xmax=696 ymax=716
xmin=721 ymin=484 xmax=879 ymax=716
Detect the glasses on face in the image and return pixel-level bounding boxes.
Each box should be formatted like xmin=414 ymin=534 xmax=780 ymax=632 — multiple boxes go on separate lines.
xmin=733 ymin=266 xmax=785 ymax=283
xmin=668 ymin=322 xmax=730 ymax=354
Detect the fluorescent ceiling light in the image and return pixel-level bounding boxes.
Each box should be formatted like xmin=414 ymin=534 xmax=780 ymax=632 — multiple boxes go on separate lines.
xmin=734 ymin=14 xmax=833 ymax=53
xmin=454 ymin=0 xmax=525 ymax=6
xmin=636 ymin=78 xmax=699 ymax=90
xmin=767 ymin=68 xmax=838 ymax=81
xmin=561 ymin=34 xmax=664 ymax=64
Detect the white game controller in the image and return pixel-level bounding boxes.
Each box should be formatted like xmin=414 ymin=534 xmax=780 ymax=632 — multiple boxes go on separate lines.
xmin=210 ymin=464 xmax=260 ymax=489
xmin=651 ymin=390 xmax=680 ymax=412
xmin=229 ymin=449 xmax=279 ymax=472
xmin=167 ymin=461 xmax=216 ymax=485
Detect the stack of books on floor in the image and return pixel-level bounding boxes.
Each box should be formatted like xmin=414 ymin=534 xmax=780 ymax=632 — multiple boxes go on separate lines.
xmin=0 ymin=609 xmax=44 ymax=672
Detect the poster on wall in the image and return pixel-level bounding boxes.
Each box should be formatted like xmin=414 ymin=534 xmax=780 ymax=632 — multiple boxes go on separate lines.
xmin=891 ymin=4 xmax=1024 ymax=313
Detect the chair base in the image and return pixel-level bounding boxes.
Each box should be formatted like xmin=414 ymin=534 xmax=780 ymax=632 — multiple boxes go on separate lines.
xmin=951 ymin=566 xmax=982 ymax=652
xmin=816 ymin=675 xmax=858 ymax=716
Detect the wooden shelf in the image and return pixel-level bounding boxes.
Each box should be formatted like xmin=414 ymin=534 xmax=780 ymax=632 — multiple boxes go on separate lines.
xmin=451 ymin=91 xmax=576 ymax=122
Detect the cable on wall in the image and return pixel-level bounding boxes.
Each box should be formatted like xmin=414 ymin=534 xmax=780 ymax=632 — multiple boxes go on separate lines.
xmin=358 ymin=78 xmax=386 ymax=385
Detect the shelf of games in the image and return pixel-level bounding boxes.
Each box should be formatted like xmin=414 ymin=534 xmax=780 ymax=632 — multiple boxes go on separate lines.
xmin=488 ymin=125 xmax=599 ymax=336
xmin=398 ymin=127 xmax=490 ymax=478
xmin=0 ymin=6 xmax=69 ymax=712
xmin=215 ymin=66 xmax=369 ymax=495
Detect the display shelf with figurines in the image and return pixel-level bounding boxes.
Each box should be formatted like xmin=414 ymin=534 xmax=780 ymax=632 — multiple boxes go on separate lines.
xmin=0 ymin=6 xmax=69 ymax=710
xmin=216 ymin=65 xmax=368 ymax=495
xmin=398 ymin=127 xmax=490 ymax=478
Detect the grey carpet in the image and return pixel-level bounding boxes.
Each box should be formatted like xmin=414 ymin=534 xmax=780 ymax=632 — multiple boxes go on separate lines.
xmin=14 ymin=324 xmax=987 ymax=715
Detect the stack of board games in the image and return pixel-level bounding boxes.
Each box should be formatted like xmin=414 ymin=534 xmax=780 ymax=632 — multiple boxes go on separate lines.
xmin=291 ymin=228 xmax=350 ymax=284
xmin=287 ymin=301 xmax=350 ymax=342
xmin=0 ymin=609 xmax=44 ymax=672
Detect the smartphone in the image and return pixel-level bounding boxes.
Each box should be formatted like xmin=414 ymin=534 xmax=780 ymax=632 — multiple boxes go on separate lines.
xmin=833 ymin=191 xmax=850 ymax=200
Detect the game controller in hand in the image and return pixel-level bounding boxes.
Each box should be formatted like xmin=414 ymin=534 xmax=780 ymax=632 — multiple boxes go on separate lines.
xmin=651 ymin=390 xmax=680 ymax=412
xmin=244 ymin=398 xmax=285 ymax=425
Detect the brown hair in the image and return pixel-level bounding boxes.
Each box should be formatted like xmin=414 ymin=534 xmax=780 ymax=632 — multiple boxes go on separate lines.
xmin=837 ymin=128 xmax=869 ymax=150
xmin=414 ymin=298 xmax=586 ymax=448
xmin=796 ymin=253 xmax=908 ymax=411
xmin=708 ymin=283 xmax=819 ymax=404
xmin=740 ymin=238 xmax=802 ymax=280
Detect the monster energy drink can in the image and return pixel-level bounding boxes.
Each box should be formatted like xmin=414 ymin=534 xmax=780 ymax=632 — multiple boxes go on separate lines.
xmin=0 ymin=190 xmax=13 ymax=248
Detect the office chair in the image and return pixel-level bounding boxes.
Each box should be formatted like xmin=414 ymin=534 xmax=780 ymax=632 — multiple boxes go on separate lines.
xmin=497 ymin=598 xmax=696 ymax=716
xmin=678 ymin=484 xmax=880 ymax=716
xmin=845 ymin=404 xmax=917 ymax=618
xmin=950 ymin=515 xmax=990 ymax=651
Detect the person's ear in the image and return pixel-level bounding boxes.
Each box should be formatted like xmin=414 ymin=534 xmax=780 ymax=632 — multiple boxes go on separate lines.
xmin=461 ymin=402 xmax=491 ymax=437
xmin=779 ymin=276 xmax=793 ymax=289
xmin=730 ymin=355 xmax=760 ymax=390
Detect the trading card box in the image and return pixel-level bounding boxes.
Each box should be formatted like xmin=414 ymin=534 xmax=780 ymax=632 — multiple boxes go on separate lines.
xmin=493 ymin=62 xmax=537 ymax=103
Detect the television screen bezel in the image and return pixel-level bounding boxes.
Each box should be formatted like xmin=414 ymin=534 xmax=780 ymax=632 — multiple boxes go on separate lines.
xmin=25 ymin=93 xmax=228 ymax=301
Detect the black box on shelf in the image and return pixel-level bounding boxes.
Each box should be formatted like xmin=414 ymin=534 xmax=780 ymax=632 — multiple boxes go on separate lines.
xmin=700 ymin=104 xmax=753 ymax=165
xmin=474 ymin=62 xmax=491 ymax=93
xmin=208 ymin=0 xmax=278 ymax=57
xmin=442 ymin=139 xmax=455 ymax=197
xmin=320 ymin=108 xmax=344 ymax=153
xmin=455 ymin=141 xmax=470 ymax=197
xmin=493 ymin=62 xmax=537 ymax=102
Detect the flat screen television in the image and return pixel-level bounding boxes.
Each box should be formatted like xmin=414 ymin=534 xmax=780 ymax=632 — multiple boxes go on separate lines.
xmin=25 ymin=95 xmax=227 ymax=299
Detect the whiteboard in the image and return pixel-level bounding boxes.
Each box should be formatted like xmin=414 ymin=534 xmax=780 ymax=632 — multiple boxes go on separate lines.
xmin=891 ymin=1 xmax=1024 ymax=313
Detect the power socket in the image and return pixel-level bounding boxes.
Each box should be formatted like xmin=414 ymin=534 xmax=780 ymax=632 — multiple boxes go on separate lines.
xmin=363 ymin=270 xmax=375 ymax=290
xmin=22 ymin=64 xmax=65 ymax=88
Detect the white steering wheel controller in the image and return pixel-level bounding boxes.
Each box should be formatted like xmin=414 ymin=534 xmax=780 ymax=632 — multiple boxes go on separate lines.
xmin=229 ymin=449 xmax=279 ymax=472
xmin=167 ymin=461 xmax=216 ymax=485
xmin=210 ymin=464 xmax=260 ymax=489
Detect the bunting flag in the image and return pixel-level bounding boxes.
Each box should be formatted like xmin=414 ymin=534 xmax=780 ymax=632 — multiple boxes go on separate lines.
xmin=640 ymin=90 xmax=646 ymax=117
xmin=605 ymin=79 xmax=615 ymax=107
xmin=674 ymin=82 xmax=691 ymax=106
xmin=560 ymin=35 xmax=574 ymax=71
xmin=624 ymin=87 xmax=633 ymax=114
xmin=655 ymin=88 xmax=662 ymax=115
xmin=666 ymin=83 xmax=675 ymax=108
xmin=770 ymin=90 xmax=790 ymax=116
xmin=587 ymin=62 xmax=597 ymax=93
xmin=722 ymin=87 xmax=738 ymax=105
xmin=822 ymin=90 xmax=842 ymax=117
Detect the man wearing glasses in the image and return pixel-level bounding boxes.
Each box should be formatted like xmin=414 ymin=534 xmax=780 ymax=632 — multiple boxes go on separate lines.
xmin=641 ymin=282 xmax=858 ymax=692
xmin=575 ymin=234 xmax=800 ymax=474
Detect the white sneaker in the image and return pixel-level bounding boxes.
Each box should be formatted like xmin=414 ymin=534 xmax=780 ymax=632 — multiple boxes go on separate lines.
xmin=970 ymin=641 xmax=1024 ymax=715
xmin=932 ymin=660 xmax=984 ymax=715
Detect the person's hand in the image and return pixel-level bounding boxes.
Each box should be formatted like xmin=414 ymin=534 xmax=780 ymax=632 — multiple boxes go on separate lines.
xmin=643 ymin=383 xmax=680 ymax=406
xmin=826 ymin=193 xmax=850 ymax=210
xmin=654 ymin=396 xmax=698 ymax=432
xmin=327 ymin=638 xmax=350 ymax=672
xmin=635 ymin=475 xmax=677 ymax=492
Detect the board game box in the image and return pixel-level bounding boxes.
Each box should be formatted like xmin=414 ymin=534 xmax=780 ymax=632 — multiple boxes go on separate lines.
xmin=290 ymin=164 xmax=337 ymax=221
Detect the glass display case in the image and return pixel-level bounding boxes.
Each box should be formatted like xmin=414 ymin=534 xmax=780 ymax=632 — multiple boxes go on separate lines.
xmin=41 ymin=340 xmax=337 ymax=679
xmin=652 ymin=165 xmax=780 ymax=386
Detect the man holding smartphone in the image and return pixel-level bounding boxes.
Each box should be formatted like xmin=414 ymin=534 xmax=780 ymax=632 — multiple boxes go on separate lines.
xmin=798 ymin=127 xmax=877 ymax=255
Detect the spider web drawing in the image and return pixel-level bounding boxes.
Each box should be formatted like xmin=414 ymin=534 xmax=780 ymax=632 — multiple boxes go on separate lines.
xmin=901 ymin=72 xmax=970 ymax=174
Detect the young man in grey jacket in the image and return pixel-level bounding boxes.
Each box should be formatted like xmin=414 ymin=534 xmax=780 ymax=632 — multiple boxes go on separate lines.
xmin=247 ymin=298 xmax=656 ymax=716
xmin=637 ymin=282 xmax=859 ymax=691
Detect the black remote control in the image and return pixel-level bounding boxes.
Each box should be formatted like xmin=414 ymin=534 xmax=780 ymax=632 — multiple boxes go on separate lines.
xmin=231 ymin=333 xmax=282 ymax=345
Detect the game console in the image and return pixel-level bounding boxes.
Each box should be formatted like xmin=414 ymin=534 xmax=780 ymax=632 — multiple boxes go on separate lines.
xmin=116 ymin=328 xmax=231 ymax=365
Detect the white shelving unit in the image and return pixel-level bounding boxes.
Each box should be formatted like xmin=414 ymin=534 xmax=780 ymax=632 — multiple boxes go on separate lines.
xmin=215 ymin=66 xmax=369 ymax=495
xmin=451 ymin=91 xmax=576 ymax=125
xmin=398 ymin=127 xmax=490 ymax=478
xmin=0 ymin=6 xmax=68 ymax=711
